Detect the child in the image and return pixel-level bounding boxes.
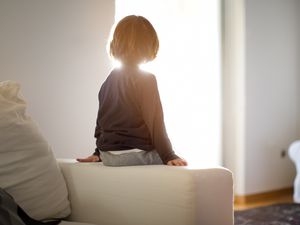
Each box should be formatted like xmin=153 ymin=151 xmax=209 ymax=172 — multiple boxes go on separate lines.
xmin=77 ymin=15 xmax=187 ymax=166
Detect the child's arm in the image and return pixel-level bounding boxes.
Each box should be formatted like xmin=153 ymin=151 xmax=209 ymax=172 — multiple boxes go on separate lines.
xmin=77 ymin=113 xmax=102 ymax=163
xmin=76 ymin=154 xmax=100 ymax=162
xmin=140 ymin=74 xmax=187 ymax=166
xmin=167 ymin=158 xmax=187 ymax=166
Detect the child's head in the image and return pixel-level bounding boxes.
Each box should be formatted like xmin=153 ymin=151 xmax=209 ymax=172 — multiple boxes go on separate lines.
xmin=109 ymin=15 xmax=159 ymax=66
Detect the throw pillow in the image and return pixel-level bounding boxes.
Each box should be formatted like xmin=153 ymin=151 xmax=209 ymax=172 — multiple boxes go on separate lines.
xmin=0 ymin=80 xmax=71 ymax=220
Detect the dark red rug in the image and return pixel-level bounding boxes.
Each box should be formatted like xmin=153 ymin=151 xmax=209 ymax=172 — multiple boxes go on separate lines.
xmin=235 ymin=203 xmax=300 ymax=225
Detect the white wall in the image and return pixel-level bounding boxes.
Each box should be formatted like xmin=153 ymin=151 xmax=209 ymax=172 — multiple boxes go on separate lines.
xmin=0 ymin=0 xmax=115 ymax=158
xmin=223 ymin=0 xmax=300 ymax=195
xmin=245 ymin=0 xmax=300 ymax=194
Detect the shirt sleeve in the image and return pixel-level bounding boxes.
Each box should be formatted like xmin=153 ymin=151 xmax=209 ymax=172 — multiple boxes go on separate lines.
xmin=139 ymin=75 xmax=179 ymax=164
xmin=93 ymin=148 xmax=100 ymax=157
xmin=93 ymin=102 xmax=101 ymax=156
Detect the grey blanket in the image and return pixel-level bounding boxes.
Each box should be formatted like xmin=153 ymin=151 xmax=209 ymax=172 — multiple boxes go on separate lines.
xmin=0 ymin=188 xmax=60 ymax=225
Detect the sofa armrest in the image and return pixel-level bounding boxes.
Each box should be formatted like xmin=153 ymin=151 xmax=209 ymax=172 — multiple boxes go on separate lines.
xmin=289 ymin=140 xmax=300 ymax=203
xmin=57 ymin=159 xmax=233 ymax=225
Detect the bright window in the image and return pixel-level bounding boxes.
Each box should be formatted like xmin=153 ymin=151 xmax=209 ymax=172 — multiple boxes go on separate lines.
xmin=115 ymin=0 xmax=221 ymax=167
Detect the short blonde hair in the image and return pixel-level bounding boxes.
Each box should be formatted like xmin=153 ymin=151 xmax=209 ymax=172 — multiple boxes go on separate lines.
xmin=109 ymin=15 xmax=159 ymax=65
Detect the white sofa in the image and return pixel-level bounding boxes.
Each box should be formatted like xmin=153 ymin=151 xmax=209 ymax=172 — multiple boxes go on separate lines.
xmin=58 ymin=159 xmax=234 ymax=225
xmin=0 ymin=81 xmax=233 ymax=224
xmin=0 ymin=81 xmax=233 ymax=225
xmin=289 ymin=140 xmax=300 ymax=203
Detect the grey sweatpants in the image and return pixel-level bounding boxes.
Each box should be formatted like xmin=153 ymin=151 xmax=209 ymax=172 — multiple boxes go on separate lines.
xmin=100 ymin=150 xmax=163 ymax=166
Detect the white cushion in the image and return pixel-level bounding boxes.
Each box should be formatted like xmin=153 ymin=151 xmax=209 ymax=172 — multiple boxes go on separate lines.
xmin=0 ymin=81 xmax=71 ymax=220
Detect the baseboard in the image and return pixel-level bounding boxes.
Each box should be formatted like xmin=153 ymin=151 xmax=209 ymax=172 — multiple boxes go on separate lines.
xmin=235 ymin=187 xmax=293 ymax=204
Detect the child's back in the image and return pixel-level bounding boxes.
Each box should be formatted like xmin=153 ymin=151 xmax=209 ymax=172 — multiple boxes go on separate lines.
xmin=96 ymin=65 xmax=177 ymax=164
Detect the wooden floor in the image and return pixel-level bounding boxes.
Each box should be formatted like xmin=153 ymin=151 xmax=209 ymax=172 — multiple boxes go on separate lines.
xmin=234 ymin=190 xmax=294 ymax=210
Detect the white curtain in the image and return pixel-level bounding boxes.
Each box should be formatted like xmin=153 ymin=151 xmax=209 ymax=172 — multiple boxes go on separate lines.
xmin=115 ymin=0 xmax=221 ymax=167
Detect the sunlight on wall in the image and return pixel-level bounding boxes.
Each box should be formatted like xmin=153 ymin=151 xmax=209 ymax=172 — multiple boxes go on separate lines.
xmin=115 ymin=0 xmax=221 ymax=167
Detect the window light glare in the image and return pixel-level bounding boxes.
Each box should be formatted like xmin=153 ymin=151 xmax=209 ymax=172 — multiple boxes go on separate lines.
xmin=115 ymin=0 xmax=221 ymax=167
xmin=113 ymin=60 xmax=122 ymax=69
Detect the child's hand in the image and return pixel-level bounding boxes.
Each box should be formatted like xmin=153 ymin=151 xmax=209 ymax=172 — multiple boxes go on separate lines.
xmin=167 ymin=158 xmax=187 ymax=166
xmin=76 ymin=155 xmax=101 ymax=163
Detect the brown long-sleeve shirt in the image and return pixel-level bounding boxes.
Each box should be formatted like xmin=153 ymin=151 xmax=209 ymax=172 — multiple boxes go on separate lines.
xmin=93 ymin=65 xmax=178 ymax=164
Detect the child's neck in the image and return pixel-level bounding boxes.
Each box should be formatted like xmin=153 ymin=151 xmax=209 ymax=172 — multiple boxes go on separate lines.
xmin=122 ymin=63 xmax=139 ymax=70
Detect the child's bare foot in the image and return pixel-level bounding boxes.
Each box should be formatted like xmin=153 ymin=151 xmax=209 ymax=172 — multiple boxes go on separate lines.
xmin=167 ymin=158 xmax=187 ymax=166
xmin=76 ymin=155 xmax=101 ymax=162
